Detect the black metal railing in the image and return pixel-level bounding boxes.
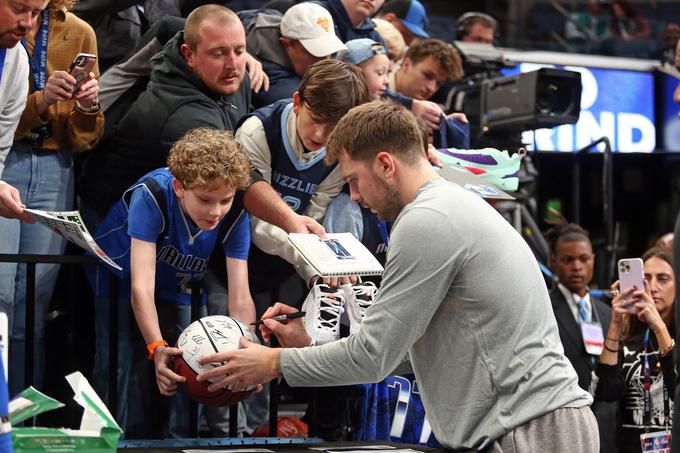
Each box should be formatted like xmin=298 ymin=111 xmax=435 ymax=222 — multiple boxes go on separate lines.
xmin=0 ymin=254 xmax=246 ymax=437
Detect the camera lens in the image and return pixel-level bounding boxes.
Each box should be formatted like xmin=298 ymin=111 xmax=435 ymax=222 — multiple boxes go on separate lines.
xmin=536 ymin=76 xmax=575 ymax=117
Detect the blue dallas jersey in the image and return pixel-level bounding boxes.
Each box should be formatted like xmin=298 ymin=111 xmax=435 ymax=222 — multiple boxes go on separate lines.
xmin=244 ymin=99 xmax=336 ymax=214
xmin=88 ymin=168 xmax=250 ymax=305
xmin=355 ymin=374 xmax=441 ymax=447
xmin=349 ymin=204 xmax=434 ymax=446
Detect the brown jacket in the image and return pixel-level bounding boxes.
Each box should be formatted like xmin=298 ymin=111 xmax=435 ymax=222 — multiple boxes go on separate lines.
xmin=15 ymin=8 xmax=104 ymax=152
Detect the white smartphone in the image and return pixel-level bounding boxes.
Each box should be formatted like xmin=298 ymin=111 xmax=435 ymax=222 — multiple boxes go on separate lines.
xmin=617 ymin=258 xmax=644 ymax=314
xmin=68 ymin=53 xmax=97 ymax=94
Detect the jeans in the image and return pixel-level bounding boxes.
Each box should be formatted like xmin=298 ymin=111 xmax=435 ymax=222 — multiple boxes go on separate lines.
xmin=0 ymin=143 xmax=74 ymax=396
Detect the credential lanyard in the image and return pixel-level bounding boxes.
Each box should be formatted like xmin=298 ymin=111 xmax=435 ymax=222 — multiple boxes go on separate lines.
xmin=0 ymin=48 xmax=6 ymax=85
xmin=642 ymin=329 xmax=671 ymax=429
xmin=28 ymin=9 xmax=49 ymax=91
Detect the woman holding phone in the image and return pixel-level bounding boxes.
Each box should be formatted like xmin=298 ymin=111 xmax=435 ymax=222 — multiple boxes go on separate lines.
xmin=0 ymin=0 xmax=102 ymax=396
xmin=597 ymin=247 xmax=676 ymax=452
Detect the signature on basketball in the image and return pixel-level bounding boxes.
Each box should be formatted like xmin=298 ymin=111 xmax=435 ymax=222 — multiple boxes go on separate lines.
xmin=205 ymin=319 xmax=241 ymax=346
xmin=177 ymin=334 xmax=202 ymax=360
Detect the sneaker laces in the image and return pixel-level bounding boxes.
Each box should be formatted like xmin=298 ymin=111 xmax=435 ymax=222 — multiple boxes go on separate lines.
xmin=316 ymin=286 xmax=345 ymax=329
xmin=352 ymin=282 xmax=377 ymax=312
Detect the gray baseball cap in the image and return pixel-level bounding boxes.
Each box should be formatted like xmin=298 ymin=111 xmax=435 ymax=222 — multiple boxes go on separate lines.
xmin=336 ymin=39 xmax=387 ymax=65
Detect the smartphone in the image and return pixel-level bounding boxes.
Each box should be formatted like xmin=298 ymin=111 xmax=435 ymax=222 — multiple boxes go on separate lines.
xmin=617 ymin=258 xmax=644 ymax=313
xmin=68 ymin=53 xmax=97 ymax=94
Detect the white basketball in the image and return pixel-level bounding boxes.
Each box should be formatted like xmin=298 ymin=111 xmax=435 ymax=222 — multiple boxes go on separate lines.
xmin=177 ymin=315 xmax=259 ymax=391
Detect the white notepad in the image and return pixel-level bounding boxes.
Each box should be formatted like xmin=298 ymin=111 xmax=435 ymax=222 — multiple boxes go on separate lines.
xmin=288 ymin=233 xmax=384 ymax=278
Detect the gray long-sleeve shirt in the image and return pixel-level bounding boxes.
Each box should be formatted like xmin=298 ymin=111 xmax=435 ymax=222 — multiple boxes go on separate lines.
xmin=0 ymin=45 xmax=29 ymax=178
xmin=281 ymin=177 xmax=592 ymax=450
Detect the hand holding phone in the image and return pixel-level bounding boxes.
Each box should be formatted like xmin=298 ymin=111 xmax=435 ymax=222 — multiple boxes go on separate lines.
xmin=617 ymin=258 xmax=644 ymax=314
xmin=68 ymin=53 xmax=97 ymax=94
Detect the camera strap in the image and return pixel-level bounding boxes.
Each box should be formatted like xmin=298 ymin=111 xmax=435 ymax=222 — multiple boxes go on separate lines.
xmin=27 ymin=9 xmax=49 ymax=91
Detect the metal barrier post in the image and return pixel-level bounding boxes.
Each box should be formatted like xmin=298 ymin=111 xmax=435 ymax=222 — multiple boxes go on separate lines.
xmin=108 ymin=272 xmax=119 ymax=419
xmin=229 ymin=405 xmax=238 ymax=437
xmin=189 ymin=281 xmax=201 ymax=438
xmin=268 ymin=376 xmax=279 ymax=437
xmin=25 ymin=262 xmax=36 ymax=396
xmin=308 ymin=388 xmax=317 ymax=437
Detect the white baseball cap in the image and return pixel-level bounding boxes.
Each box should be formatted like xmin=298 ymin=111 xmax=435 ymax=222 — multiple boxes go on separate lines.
xmin=280 ymin=3 xmax=346 ymax=57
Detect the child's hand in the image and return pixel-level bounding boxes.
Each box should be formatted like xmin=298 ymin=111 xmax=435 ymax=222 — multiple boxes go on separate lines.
xmin=153 ymin=345 xmax=185 ymax=396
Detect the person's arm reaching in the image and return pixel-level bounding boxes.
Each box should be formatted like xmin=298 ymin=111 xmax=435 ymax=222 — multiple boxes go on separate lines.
xmin=130 ymin=238 xmax=187 ymax=396
xmin=196 ymin=208 xmax=461 ymax=389
xmin=243 ymin=180 xmax=325 ymax=236
xmin=245 ymin=52 xmax=269 ymax=95
xmin=0 ymin=181 xmax=33 ymax=222
xmin=129 ymin=238 xmax=183 ymax=395
xmin=225 ymin=257 xmax=256 ymax=327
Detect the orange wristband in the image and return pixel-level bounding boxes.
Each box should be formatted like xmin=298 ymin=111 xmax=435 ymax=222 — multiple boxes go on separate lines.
xmin=146 ymin=339 xmax=168 ymax=360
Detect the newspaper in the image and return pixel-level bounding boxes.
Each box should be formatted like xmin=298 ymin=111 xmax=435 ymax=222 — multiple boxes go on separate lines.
xmin=25 ymin=209 xmax=122 ymax=271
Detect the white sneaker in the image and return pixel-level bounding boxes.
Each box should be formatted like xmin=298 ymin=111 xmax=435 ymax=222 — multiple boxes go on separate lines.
xmin=302 ymin=284 xmax=345 ymax=345
xmin=343 ymin=281 xmax=378 ymax=335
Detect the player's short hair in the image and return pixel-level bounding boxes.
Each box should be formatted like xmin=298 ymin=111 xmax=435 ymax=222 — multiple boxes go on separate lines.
xmin=326 ymin=100 xmax=426 ymax=166
xmin=404 ymin=38 xmax=464 ymax=81
xmin=168 ymin=128 xmax=251 ymax=190
xmin=184 ymin=4 xmax=241 ymax=50
xmin=298 ymin=59 xmax=369 ymax=126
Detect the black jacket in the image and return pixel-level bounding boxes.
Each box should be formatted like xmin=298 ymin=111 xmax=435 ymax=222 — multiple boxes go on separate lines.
xmin=80 ymin=31 xmax=251 ymax=214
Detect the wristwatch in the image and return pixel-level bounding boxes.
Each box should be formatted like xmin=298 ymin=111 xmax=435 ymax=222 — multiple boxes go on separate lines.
xmin=76 ymin=99 xmax=100 ymax=112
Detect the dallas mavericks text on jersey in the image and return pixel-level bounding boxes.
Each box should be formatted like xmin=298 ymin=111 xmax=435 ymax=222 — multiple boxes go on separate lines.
xmin=157 ymin=245 xmax=208 ymax=273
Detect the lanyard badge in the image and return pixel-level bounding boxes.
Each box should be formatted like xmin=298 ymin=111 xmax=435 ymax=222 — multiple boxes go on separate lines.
xmin=639 ymin=329 xmax=672 ymax=452
xmin=28 ymin=9 xmax=50 ymax=91
xmin=580 ymin=322 xmax=604 ymax=356
xmin=640 ymin=431 xmax=670 ymax=452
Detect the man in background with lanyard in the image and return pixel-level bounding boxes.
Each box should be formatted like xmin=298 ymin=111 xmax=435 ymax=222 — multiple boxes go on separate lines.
xmin=0 ymin=0 xmax=48 ymax=222
xmin=549 ymin=223 xmax=617 ymax=453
